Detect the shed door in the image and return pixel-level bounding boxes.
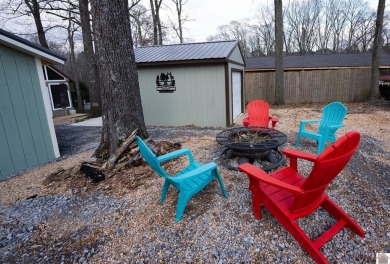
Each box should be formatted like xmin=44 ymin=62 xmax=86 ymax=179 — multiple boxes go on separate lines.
xmin=232 ymin=71 xmax=242 ymax=120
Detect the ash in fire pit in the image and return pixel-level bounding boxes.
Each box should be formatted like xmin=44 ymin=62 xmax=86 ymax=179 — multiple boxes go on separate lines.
xmin=216 ymin=127 xmax=287 ymax=171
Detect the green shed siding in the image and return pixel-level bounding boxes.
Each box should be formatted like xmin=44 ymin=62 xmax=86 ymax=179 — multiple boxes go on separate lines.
xmin=0 ymin=44 xmax=56 ymax=178
xmin=138 ymin=64 xmax=226 ymax=127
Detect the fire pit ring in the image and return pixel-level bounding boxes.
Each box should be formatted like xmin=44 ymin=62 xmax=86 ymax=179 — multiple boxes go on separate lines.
xmin=216 ymin=126 xmax=287 ymax=172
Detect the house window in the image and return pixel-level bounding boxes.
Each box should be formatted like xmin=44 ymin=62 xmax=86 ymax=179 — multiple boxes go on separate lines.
xmin=50 ymin=83 xmax=70 ymax=109
xmin=46 ymin=66 xmax=65 ymax=81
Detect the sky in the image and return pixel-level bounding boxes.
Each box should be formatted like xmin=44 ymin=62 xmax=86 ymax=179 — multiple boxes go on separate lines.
xmin=162 ymin=0 xmax=382 ymax=43
xmin=0 ymin=0 xmax=383 ymax=44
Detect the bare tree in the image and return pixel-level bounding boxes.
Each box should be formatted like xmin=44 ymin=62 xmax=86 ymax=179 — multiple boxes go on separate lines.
xmin=284 ymin=0 xmax=320 ymax=54
xmin=130 ymin=4 xmax=154 ymax=46
xmin=79 ymin=0 xmax=101 ymax=117
xmin=251 ymin=4 xmax=275 ymax=56
xmin=90 ymin=0 xmax=148 ymax=157
xmin=370 ymin=0 xmax=386 ymax=100
xmin=169 ymin=0 xmax=190 ymax=43
xmin=150 ymin=0 xmax=163 ymax=45
xmin=327 ymin=0 xmax=348 ymax=52
xmin=1 ymin=0 xmax=49 ymax=47
xmin=344 ymin=0 xmax=370 ymax=52
xmin=356 ymin=10 xmax=376 ymax=52
xmin=210 ymin=20 xmax=251 ymax=57
xmin=274 ymin=0 xmax=284 ymax=104
xmin=65 ymin=1 xmax=83 ymax=110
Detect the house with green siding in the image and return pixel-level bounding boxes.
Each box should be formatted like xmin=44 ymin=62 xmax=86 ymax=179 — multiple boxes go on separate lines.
xmin=135 ymin=40 xmax=245 ymax=127
xmin=0 ymin=29 xmax=65 ymax=178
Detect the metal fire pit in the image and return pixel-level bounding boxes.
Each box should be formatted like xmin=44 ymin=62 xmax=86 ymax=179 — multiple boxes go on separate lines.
xmin=216 ymin=126 xmax=287 ymax=172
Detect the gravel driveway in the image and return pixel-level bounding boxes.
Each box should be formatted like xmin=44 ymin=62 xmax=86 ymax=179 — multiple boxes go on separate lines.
xmin=55 ymin=125 xmax=101 ymax=157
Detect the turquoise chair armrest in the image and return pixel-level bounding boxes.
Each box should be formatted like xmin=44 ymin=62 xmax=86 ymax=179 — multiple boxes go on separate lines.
xmin=171 ymin=162 xmax=217 ymax=182
xmin=300 ymin=119 xmax=320 ymax=125
xmin=299 ymin=119 xmax=320 ymax=131
xmin=327 ymin=124 xmax=344 ymax=129
xmin=157 ymin=148 xmax=195 ymax=164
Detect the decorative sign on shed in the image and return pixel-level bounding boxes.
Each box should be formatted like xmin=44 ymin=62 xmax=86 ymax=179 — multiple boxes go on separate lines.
xmin=156 ymin=72 xmax=176 ymax=93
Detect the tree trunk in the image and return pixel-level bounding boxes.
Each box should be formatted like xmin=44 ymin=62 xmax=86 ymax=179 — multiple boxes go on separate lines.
xmin=370 ymin=0 xmax=386 ymax=100
xmin=150 ymin=0 xmax=158 ymax=45
xmin=274 ymin=0 xmax=284 ymax=105
xmin=156 ymin=0 xmax=163 ymax=45
xmin=24 ymin=0 xmax=49 ymax=48
xmin=173 ymin=0 xmax=184 ymax=43
xmin=79 ymin=0 xmax=102 ymax=117
xmin=90 ymin=0 xmax=148 ymax=158
xmin=67 ymin=10 xmax=83 ymax=111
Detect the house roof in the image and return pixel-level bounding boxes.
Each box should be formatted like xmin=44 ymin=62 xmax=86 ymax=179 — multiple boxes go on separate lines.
xmin=245 ymin=52 xmax=390 ymax=70
xmin=135 ymin=40 xmax=239 ymax=65
xmin=0 ymin=28 xmax=66 ymax=64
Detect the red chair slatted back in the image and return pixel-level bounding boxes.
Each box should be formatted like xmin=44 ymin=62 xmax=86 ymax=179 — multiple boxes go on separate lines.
xmin=290 ymin=131 xmax=360 ymax=213
xmin=247 ymin=100 xmax=270 ymax=127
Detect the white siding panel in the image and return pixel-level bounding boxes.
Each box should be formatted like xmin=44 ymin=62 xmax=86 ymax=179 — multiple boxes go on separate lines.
xmin=228 ymin=46 xmax=245 ymax=65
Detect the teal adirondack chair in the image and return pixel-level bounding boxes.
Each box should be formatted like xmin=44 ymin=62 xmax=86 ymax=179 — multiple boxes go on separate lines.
xmin=295 ymin=102 xmax=348 ymax=154
xmin=136 ymin=136 xmax=228 ymax=222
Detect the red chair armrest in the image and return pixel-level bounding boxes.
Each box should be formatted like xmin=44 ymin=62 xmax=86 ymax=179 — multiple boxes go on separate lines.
xmin=282 ymin=149 xmax=317 ymax=170
xmin=269 ymin=116 xmax=279 ymax=129
xmin=238 ymin=163 xmax=303 ymax=195
xmin=270 ymin=116 xmax=279 ymax=123
xmin=243 ymin=117 xmax=249 ymax=127
xmin=283 ymin=149 xmax=317 ymax=162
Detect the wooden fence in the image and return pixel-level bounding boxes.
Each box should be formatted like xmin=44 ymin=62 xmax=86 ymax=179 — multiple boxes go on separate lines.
xmin=244 ymin=68 xmax=372 ymax=104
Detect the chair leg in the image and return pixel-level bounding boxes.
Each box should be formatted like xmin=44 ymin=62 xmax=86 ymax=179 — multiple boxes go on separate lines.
xmin=176 ymin=192 xmax=191 ymax=222
xmin=317 ymin=138 xmax=326 ymax=154
xmin=295 ymin=134 xmax=301 ymax=148
xmin=160 ymin=180 xmax=171 ymax=203
xmin=321 ymin=198 xmax=365 ymax=237
xmin=282 ymin=219 xmax=330 ymax=264
xmin=214 ymin=169 xmax=228 ymax=198
xmin=248 ymin=177 xmax=262 ymax=220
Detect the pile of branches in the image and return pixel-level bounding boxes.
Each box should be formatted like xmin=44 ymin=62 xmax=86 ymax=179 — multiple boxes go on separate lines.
xmin=81 ymin=129 xmax=181 ymax=182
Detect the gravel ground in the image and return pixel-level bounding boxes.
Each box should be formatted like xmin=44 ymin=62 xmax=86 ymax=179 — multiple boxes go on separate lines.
xmin=0 ymin=102 xmax=389 ymax=263
xmin=55 ymin=125 xmax=101 ymax=157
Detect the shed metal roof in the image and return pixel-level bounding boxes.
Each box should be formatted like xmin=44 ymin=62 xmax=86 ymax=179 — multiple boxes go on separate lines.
xmin=0 ymin=28 xmax=66 ymax=64
xmin=245 ymin=52 xmax=390 ymax=70
xmin=135 ymin=40 xmax=239 ymax=64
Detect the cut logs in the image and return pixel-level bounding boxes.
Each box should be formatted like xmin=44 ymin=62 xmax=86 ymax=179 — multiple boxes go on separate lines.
xmin=80 ymin=129 xmax=182 ymax=181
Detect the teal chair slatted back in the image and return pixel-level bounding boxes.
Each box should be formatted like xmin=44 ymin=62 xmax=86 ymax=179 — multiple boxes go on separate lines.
xmin=136 ymin=136 xmax=167 ymax=177
xmin=296 ymin=102 xmax=348 ymax=154
xmin=318 ymin=102 xmax=348 ymax=138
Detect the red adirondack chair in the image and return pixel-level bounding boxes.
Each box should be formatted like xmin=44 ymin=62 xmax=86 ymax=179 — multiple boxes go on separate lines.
xmin=238 ymin=131 xmax=364 ymax=264
xmin=243 ymin=100 xmax=279 ymax=128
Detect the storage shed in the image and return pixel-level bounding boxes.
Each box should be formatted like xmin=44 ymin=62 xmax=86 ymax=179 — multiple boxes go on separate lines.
xmin=0 ymin=29 xmax=65 ymax=178
xmin=135 ymin=40 xmax=245 ymax=127
xmin=245 ymin=53 xmax=390 ymax=104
